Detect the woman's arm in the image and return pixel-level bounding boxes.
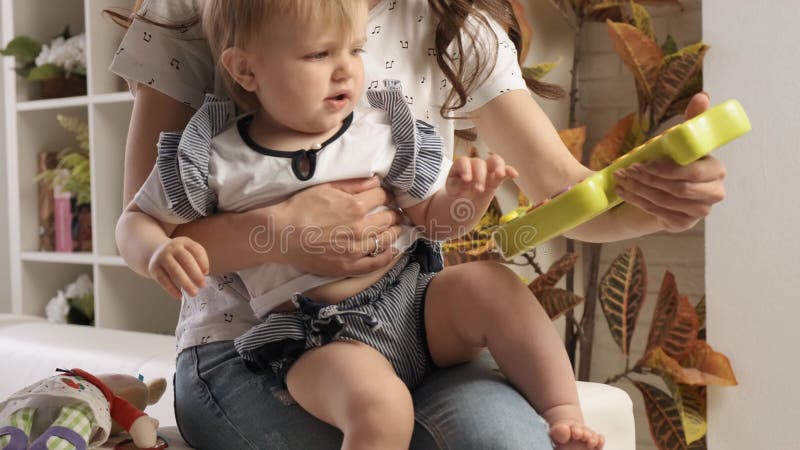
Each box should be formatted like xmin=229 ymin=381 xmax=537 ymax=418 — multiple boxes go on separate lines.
xmin=121 ymin=85 xmax=403 ymax=276
xmin=469 ymin=90 xmax=726 ymax=242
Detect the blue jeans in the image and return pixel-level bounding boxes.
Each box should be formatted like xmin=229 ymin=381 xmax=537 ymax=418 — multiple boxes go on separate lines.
xmin=175 ymin=340 xmax=554 ymax=449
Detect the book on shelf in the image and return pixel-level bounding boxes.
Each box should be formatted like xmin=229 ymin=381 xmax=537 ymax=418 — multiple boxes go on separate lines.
xmin=37 ymin=153 xmax=93 ymax=253
xmin=37 ymin=151 xmax=58 ymax=251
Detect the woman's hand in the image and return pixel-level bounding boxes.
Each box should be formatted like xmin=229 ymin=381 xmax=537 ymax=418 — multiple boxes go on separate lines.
xmin=262 ymin=176 xmax=404 ymax=276
xmin=612 ymin=93 xmax=727 ymax=232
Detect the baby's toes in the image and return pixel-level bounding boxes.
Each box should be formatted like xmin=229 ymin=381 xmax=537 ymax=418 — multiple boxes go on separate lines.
xmin=549 ymin=422 xmax=572 ymax=444
xmin=570 ymin=423 xmax=586 ymax=441
xmin=582 ymin=428 xmax=604 ymax=449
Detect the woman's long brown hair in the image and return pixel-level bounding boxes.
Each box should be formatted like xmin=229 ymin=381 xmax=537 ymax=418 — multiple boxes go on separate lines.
xmin=428 ymin=0 xmax=564 ymax=120
xmin=105 ymin=0 xmax=563 ymax=120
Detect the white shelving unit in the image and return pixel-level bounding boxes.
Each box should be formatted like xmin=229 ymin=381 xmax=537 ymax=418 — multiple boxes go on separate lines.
xmin=2 ymin=0 xmax=178 ymax=334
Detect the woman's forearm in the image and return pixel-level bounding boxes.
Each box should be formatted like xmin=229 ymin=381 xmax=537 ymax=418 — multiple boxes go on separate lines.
xmin=564 ymin=203 xmax=664 ymax=243
xmin=171 ymin=207 xmax=286 ymax=275
xmin=471 ymin=91 xmax=668 ymax=243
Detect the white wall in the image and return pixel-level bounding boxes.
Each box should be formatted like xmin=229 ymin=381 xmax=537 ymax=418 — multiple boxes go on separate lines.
xmin=704 ymin=2 xmax=800 ymax=449
xmin=0 ymin=13 xmax=10 ymax=313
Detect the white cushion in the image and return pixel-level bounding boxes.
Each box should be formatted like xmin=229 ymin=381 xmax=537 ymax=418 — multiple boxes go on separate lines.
xmin=1 ymin=314 xmax=635 ymax=449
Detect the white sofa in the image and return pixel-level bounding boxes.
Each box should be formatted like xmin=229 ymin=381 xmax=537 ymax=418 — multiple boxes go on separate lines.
xmin=0 ymin=314 xmax=635 ymax=449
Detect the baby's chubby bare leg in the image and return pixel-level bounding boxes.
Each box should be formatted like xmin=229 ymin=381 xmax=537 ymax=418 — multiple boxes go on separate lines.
xmin=285 ymin=340 xmax=414 ymax=450
xmin=424 ymin=261 xmax=603 ymax=449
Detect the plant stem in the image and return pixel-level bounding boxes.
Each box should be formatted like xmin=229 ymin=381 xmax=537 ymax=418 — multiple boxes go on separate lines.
xmin=578 ymin=242 xmax=602 ymax=381
xmin=564 ymin=12 xmax=585 ymax=370
xmin=604 ymin=366 xmax=642 ymax=385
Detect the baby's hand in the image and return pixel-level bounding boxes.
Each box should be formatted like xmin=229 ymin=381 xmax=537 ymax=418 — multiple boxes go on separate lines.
xmin=446 ymin=154 xmax=519 ymax=198
xmin=148 ymin=237 xmax=209 ymax=299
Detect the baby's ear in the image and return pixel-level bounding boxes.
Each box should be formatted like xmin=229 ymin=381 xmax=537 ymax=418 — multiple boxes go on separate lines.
xmin=221 ymin=47 xmax=257 ymax=92
xmin=145 ymin=378 xmax=168 ymax=406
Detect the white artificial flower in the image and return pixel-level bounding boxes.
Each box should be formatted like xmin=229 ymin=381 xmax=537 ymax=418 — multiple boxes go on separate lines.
xmin=35 ymin=33 xmax=86 ymax=75
xmin=64 ymin=273 xmax=93 ymax=299
xmin=45 ymin=290 xmax=69 ymax=324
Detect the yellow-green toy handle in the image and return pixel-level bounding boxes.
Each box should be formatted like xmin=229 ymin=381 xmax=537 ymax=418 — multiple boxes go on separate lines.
xmin=492 ymin=99 xmax=751 ymax=260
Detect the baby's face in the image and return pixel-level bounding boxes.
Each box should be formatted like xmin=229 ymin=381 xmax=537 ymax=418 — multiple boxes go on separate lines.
xmin=247 ymin=10 xmax=367 ymax=135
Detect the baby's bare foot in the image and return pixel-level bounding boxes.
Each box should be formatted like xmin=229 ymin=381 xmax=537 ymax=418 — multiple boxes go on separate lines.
xmin=542 ymin=404 xmax=604 ymax=450
xmin=549 ymin=420 xmax=604 ymax=450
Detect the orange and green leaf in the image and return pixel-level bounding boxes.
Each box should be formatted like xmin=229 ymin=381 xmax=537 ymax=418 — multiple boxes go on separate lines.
xmin=680 ymin=340 xmax=738 ymax=386
xmin=529 ymin=253 xmax=580 ymax=296
xmin=651 ymin=42 xmax=709 ymax=126
xmin=665 ymin=379 xmax=707 ymax=445
xmin=695 ymin=296 xmax=706 ymax=330
xmin=537 ymin=287 xmax=585 ymax=319
xmin=634 ymin=381 xmax=689 ymax=450
xmin=639 ymin=347 xmax=720 ymax=386
xmin=522 ymin=59 xmax=562 ymax=81
xmin=598 ymin=245 xmax=647 ymax=355
xmin=559 ymin=126 xmax=587 ymax=162
xmin=606 ymin=20 xmax=663 ymax=111
xmin=630 ymin=0 xmax=656 ymax=41
xmin=589 ymin=113 xmax=635 ymax=170
xmin=646 ymin=271 xmax=699 ymax=360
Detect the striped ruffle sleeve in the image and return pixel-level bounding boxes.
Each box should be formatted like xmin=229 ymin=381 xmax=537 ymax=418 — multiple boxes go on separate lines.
xmin=366 ymin=80 xmax=451 ymax=208
xmin=133 ymin=94 xmax=234 ymax=224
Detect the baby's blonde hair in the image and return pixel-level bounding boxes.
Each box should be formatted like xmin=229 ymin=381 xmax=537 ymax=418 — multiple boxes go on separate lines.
xmin=202 ymin=0 xmax=367 ymax=112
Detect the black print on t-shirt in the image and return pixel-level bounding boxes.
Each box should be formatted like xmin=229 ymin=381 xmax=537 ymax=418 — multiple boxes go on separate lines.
xmin=400 ymin=40 xmax=409 ymax=49
xmin=217 ymin=275 xmax=235 ymax=291
xmin=371 ymin=25 xmax=381 ymax=35
xmin=170 ymin=58 xmax=181 ymax=70
xmin=385 ymin=60 xmax=395 ymax=69
xmin=224 ymin=313 xmax=234 ymax=323
xmin=427 ymin=48 xmax=437 ymax=56
xmin=388 ymin=0 xmax=397 ymax=10
xmin=143 ymin=31 xmax=152 ymax=42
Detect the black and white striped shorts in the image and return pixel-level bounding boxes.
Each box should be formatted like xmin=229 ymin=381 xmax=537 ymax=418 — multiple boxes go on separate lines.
xmin=234 ymin=240 xmax=443 ymax=388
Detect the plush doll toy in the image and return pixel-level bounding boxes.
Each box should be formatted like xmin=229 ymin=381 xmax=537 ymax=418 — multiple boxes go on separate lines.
xmin=0 ymin=368 xmax=165 ymax=450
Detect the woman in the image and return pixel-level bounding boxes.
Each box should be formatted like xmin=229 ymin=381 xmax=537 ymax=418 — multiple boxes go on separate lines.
xmin=111 ymin=1 xmax=726 ymax=448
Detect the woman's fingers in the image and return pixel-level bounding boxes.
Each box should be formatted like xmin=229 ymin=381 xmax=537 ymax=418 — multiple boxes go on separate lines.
xmin=615 ymin=173 xmax=713 ymax=218
xmin=361 ymin=209 xmax=404 ymax=235
xmin=616 ymin=183 xmax=699 ymax=231
xmin=326 ymin=176 xmax=381 ymax=195
xmin=351 ymin=185 xmax=393 ymax=214
xmin=637 ymin=155 xmax=726 ymax=182
xmin=617 ymin=162 xmax=726 ymax=203
xmin=684 ymin=91 xmax=711 ymax=119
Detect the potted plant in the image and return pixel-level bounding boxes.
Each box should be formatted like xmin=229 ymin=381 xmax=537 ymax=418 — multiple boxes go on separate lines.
xmin=1 ymin=26 xmax=86 ymax=99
